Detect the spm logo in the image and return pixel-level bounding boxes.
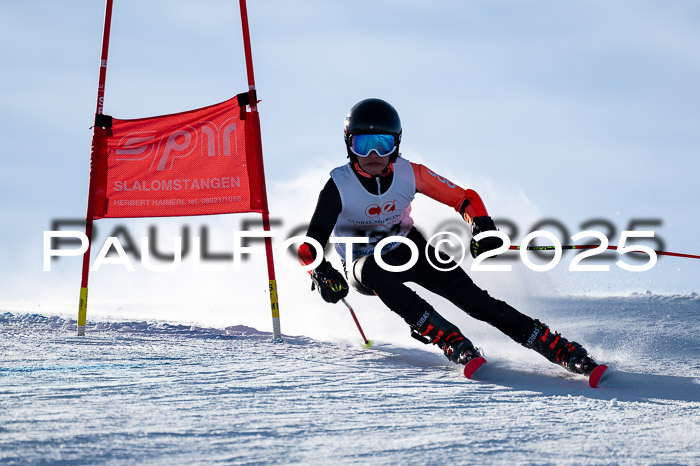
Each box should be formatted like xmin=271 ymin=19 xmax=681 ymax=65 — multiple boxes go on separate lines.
xmin=115 ymin=120 xmax=240 ymax=171
xmin=365 ymin=200 xmax=397 ymax=217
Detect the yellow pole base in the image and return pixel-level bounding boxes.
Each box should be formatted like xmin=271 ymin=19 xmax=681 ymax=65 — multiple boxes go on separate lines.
xmin=78 ymin=287 xmax=88 ymax=336
xmin=269 ymin=280 xmax=282 ymax=341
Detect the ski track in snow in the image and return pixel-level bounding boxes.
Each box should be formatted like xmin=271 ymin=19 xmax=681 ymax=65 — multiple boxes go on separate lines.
xmin=1 ymin=294 xmax=699 ymax=465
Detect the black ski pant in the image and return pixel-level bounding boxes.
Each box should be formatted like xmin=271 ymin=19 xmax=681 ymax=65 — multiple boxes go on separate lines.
xmin=350 ymin=227 xmax=535 ymax=344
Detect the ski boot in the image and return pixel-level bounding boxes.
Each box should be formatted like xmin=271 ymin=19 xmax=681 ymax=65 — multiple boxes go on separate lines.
xmin=524 ymin=320 xmax=598 ymax=376
xmin=410 ymin=309 xmax=481 ymax=365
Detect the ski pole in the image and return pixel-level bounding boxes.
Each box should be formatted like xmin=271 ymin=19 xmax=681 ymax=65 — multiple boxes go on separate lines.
xmin=297 ymin=245 xmax=373 ymax=348
xmin=508 ymin=245 xmax=700 ymax=260
xmin=341 ymin=298 xmax=373 ymax=349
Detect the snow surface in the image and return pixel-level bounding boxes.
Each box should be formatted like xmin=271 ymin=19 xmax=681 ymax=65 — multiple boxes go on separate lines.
xmin=1 ymin=294 xmax=699 ymax=464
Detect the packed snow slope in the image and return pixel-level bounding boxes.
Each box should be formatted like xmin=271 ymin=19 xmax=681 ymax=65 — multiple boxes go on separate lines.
xmin=1 ymin=294 xmax=698 ymax=465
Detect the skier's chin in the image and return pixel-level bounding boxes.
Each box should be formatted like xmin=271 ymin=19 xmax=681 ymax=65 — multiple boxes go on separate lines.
xmin=363 ymin=163 xmax=385 ymax=175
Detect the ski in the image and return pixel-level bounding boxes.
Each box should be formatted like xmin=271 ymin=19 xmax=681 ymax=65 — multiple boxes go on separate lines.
xmin=588 ymin=364 xmax=609 ymax=388
xmin=462 ymin=358 xmax=609 ymax=388
xmin=463 ymin=356 xmax=487 ymax=379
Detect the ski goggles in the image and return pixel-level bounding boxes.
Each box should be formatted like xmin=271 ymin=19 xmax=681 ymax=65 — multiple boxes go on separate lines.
xmin=349 ymin=134 xmax=397 ymax=157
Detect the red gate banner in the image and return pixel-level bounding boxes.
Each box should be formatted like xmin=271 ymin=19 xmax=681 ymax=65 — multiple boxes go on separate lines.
xmin=90 ymin=95 xmax=264 ymax=218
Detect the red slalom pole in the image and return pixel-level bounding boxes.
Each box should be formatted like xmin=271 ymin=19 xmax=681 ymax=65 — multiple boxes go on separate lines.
xmin=239 ymin=0 xmax=281 ymax=340
xmin=509 ymin=244 xmax=700 ymax=260
xmin=77 ymin=0 xmax=114 ymax=336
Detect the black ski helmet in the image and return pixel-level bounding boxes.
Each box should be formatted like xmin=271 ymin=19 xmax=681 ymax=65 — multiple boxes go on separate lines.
xmin=344 ymin=98 xmax=402 ymax=162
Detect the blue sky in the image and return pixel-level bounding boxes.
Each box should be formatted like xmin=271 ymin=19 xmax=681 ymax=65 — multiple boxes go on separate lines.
xmin=1 ymin=1 xmax=699 ymax=322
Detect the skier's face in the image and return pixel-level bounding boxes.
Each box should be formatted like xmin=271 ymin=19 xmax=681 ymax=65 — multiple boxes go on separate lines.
xmin=356 ymin=151 xmax=390 ymax=176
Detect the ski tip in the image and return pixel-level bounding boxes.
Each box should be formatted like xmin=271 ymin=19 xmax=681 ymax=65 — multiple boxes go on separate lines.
xmin=588 ymin=364 xmax=608 ymax=388
xmin=463 ymin=356 xmax=487 ymax=379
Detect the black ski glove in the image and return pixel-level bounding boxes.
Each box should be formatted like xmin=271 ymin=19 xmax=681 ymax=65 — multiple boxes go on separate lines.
xmin=470 ymin=216 xmax=503 ymax=258
xmin=310 ymin=261 xmax=349 ymax=304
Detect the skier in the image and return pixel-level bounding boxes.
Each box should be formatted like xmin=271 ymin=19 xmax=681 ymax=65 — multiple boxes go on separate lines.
xmin=297 ymin=98 xmax=603 ymax=381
